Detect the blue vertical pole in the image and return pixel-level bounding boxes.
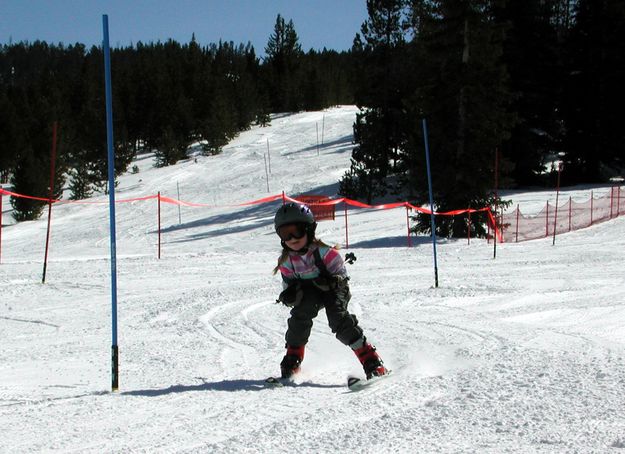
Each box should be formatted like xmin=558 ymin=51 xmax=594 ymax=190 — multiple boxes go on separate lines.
xmin=422 ymin=119 xmax=439 ymax=288
xmin=102 ymin=14 xmax=119 ymax=392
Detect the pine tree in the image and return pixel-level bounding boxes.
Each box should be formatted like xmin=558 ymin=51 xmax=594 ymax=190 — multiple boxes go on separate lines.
xmin=406 ymin=0 xmax=515 ymax=237
xmin=496 ymin=0 xmax=563 ymax=186
xmin=67 ymin=159 xmax=93 ymax=200
xmin=264 ymin=14 xmax=304 ymax=112
xmin=561 ymin=0 xmax=625 ymax=183
xmin=340 ymin=110 xmax=393 ymax=203
xmin=0 ymin=89 xmax=22 ymax=181
xmin=10 ymin=152 xmax=48 ymax=221
xmin=340 ymin=0 xmax=409 ymax=202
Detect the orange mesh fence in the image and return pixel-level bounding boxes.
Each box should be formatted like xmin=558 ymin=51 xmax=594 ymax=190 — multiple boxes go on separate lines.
xmin=502 ymin=186 xmax=624 ymax=242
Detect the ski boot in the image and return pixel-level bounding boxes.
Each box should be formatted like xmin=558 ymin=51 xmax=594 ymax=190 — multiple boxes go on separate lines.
xmin=352 ymin=337 xmax=388 ymax=379
xmin=280 ymin=345 xmax=305 ymax=379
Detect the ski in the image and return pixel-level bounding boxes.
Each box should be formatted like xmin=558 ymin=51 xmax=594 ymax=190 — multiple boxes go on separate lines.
xmin=347 ymin=370 xmax=391 ymax=391
xmin=265 ymin=376 xmax=285 ymax=387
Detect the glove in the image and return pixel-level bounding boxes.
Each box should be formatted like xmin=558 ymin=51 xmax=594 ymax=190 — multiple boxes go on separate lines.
xmin=277 ymin=282 xmax=304 ymax=307
xmin=334 ymin=276 xmax=352 ymax=306
xmin=312 ymin=275 xmax=349 ymax=292
xmin=312 ymin=275 xmax=351 ymax=306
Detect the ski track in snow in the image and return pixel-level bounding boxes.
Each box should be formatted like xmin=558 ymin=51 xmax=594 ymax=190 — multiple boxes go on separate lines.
xmin=1 ymin=107 xmax=625 ymax=453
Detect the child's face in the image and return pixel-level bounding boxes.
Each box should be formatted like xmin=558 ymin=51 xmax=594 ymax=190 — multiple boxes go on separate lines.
xmin=285 ymin=233 xmax=307 ymax=251
xmin=278 ymin=223 xmax=308 ymax=252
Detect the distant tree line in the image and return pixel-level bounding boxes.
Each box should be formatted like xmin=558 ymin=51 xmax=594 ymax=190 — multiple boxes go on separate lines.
xmin=1 ymin=2 xmax=624 ymax=232
xmin=0 ymin=14 xmax=354 ymax=220
xmin=342 ymin=0 xmax=624 ymax=237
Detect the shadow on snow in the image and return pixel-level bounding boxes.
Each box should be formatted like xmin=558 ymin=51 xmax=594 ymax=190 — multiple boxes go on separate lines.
xmin=122 ymin=378 xmax=343 ymax=395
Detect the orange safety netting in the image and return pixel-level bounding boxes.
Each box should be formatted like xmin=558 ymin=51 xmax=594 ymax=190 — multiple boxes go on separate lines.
xmin=0 ymin=187 xmax=502 ymax=245
xmin=501 ymin=186 xmax=624 ymax=242
xmin=0 ymin=187 xmax=492 ymax=218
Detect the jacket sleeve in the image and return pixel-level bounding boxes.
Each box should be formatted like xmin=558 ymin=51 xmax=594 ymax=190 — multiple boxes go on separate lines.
xmin=321 ymin=247 xmax=347 ymax=277
xmin=279 ymin=259 xmax=297 ymax=288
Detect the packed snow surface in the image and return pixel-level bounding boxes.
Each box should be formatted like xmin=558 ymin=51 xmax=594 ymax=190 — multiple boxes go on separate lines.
xmin=1 ymin=106 xmax=624 ymax=453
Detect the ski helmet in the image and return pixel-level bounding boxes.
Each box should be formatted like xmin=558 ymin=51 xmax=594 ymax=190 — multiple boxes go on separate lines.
xmin=274 ymin=202 xmax=317 ymax=242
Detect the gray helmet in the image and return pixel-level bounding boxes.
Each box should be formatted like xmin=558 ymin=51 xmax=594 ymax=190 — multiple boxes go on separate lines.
xmin=274 ymin=202 xmax=315 ymax=231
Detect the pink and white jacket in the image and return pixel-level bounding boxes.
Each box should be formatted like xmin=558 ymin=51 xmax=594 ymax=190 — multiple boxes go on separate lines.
xmin=279 ymin=243 xmax=346 ymax=285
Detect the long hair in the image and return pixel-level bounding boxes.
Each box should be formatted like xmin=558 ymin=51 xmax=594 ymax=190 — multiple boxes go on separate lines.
xmin=272 ymin=238 xmax=339 ymax=275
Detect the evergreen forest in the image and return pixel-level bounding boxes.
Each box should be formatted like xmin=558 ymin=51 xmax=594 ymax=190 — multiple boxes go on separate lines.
xmin=1 ymin=1 xmax=623 ymax=236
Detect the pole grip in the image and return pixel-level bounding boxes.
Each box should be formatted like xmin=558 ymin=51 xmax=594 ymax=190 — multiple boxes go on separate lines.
xmin=112 ymin=345 xmax=119 ymax=391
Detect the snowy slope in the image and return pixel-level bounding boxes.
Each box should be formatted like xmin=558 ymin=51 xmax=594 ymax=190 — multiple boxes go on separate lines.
xmin=1 ymin=106 xmax=624 ymax=453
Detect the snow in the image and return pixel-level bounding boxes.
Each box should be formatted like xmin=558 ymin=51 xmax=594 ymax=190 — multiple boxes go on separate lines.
xmin=1 ymin=106 xmax=624 ymax=453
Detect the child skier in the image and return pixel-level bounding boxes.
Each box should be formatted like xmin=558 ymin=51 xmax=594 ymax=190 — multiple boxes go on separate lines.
xmin=273 ymin=202 xmax=388 ymax=381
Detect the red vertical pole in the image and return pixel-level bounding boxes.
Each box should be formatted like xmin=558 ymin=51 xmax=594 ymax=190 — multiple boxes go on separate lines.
xmin=618 ymin=186 xmax=621 ymax=216
xmin=344 ymin=203 xmax=349 ymax=249
xmin=568 ymin=196 xmax=572 ymax=232
xmin=42 ymin=122 xmax=58 ymax=284
xmin=499 ymin=207 xmax=503 ymax=244
xmin=610 ymin=186 xmax=615 ymax=218
xmin=157 ymin=191 xmax=161 ymax=259
xmin=545 ymin=202 xmax=549 ymax=237
xmin=552 ymin=163 xmax=562 ymax=245
xmin=515 ymin=204 xmax=520 ymax=243
xmin=590 ymin=191 xmax=594 ymax=226
xmin=493 ymin=148 xmax=499 ymax=257
xmin=406 ymin=205 xmax=412 ymax=247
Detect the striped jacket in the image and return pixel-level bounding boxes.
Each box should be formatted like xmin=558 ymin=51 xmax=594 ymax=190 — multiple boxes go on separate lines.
xmin=279 ymin=243 xmax=346 ymax=285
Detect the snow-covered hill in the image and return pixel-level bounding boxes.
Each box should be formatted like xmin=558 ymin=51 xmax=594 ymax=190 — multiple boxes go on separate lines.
xmin=1 ymin=106 xmax=624 ymax=453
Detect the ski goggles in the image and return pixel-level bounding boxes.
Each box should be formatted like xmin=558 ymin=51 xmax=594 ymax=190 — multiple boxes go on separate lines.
xmin=277 ymin=223 xmax=307 ymax=242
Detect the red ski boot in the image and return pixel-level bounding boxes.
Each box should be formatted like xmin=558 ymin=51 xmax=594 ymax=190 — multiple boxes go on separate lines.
xmin=280 ymin=345 xmax=305 ymax=379
xmin=353 ymin=338 xmax=388 ymax=379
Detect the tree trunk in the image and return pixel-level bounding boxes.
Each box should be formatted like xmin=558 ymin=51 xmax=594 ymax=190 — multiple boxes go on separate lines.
xmin=456 ymin=19 xmax=470 ymax=187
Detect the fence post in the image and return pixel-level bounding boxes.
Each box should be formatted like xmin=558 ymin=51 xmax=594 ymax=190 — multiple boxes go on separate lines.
xmin=515 ymin=204 xmax=520 ymax=243
xmin=42 ymin=121 xmax=58 ymax=284
xmin=610 ymin=186 xmax=614 ymax=219
xmin=499 ymin=207 xmax=504 ymax=244
xmin=568 ymin=196 xmax=572 ymax=232
xmin=552 ymin=163 xmax=562 ymax=246
xmin=590 ymin=191 xmax=594 ymax=226
xmin=545 ymin=202 xmax=549 ymax=237
xmin=618 ymin=186 xmax=621 ymax=216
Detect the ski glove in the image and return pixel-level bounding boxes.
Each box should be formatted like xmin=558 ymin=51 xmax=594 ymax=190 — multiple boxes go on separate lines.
xmin=312 ymin=275 xmax=349 ymax=292
xmin=312 ymin=275 xmax=351 ymax=306
xmin=277 ymin=282 xmax=304 ymax=308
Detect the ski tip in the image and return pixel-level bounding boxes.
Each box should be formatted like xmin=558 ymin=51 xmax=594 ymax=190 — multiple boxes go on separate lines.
xmin=347 ymin=370 xmax=392 ymax=391
xmin=265 ymin=376 xmax=284 ymax=387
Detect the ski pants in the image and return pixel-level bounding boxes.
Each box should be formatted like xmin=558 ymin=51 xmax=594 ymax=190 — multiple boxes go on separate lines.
xmin=285 ymin=281 xmax=363 ymax=348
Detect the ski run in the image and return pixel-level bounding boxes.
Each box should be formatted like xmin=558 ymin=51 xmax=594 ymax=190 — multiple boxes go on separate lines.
xmin=1 ymin=106 xmax=624 ymax=453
